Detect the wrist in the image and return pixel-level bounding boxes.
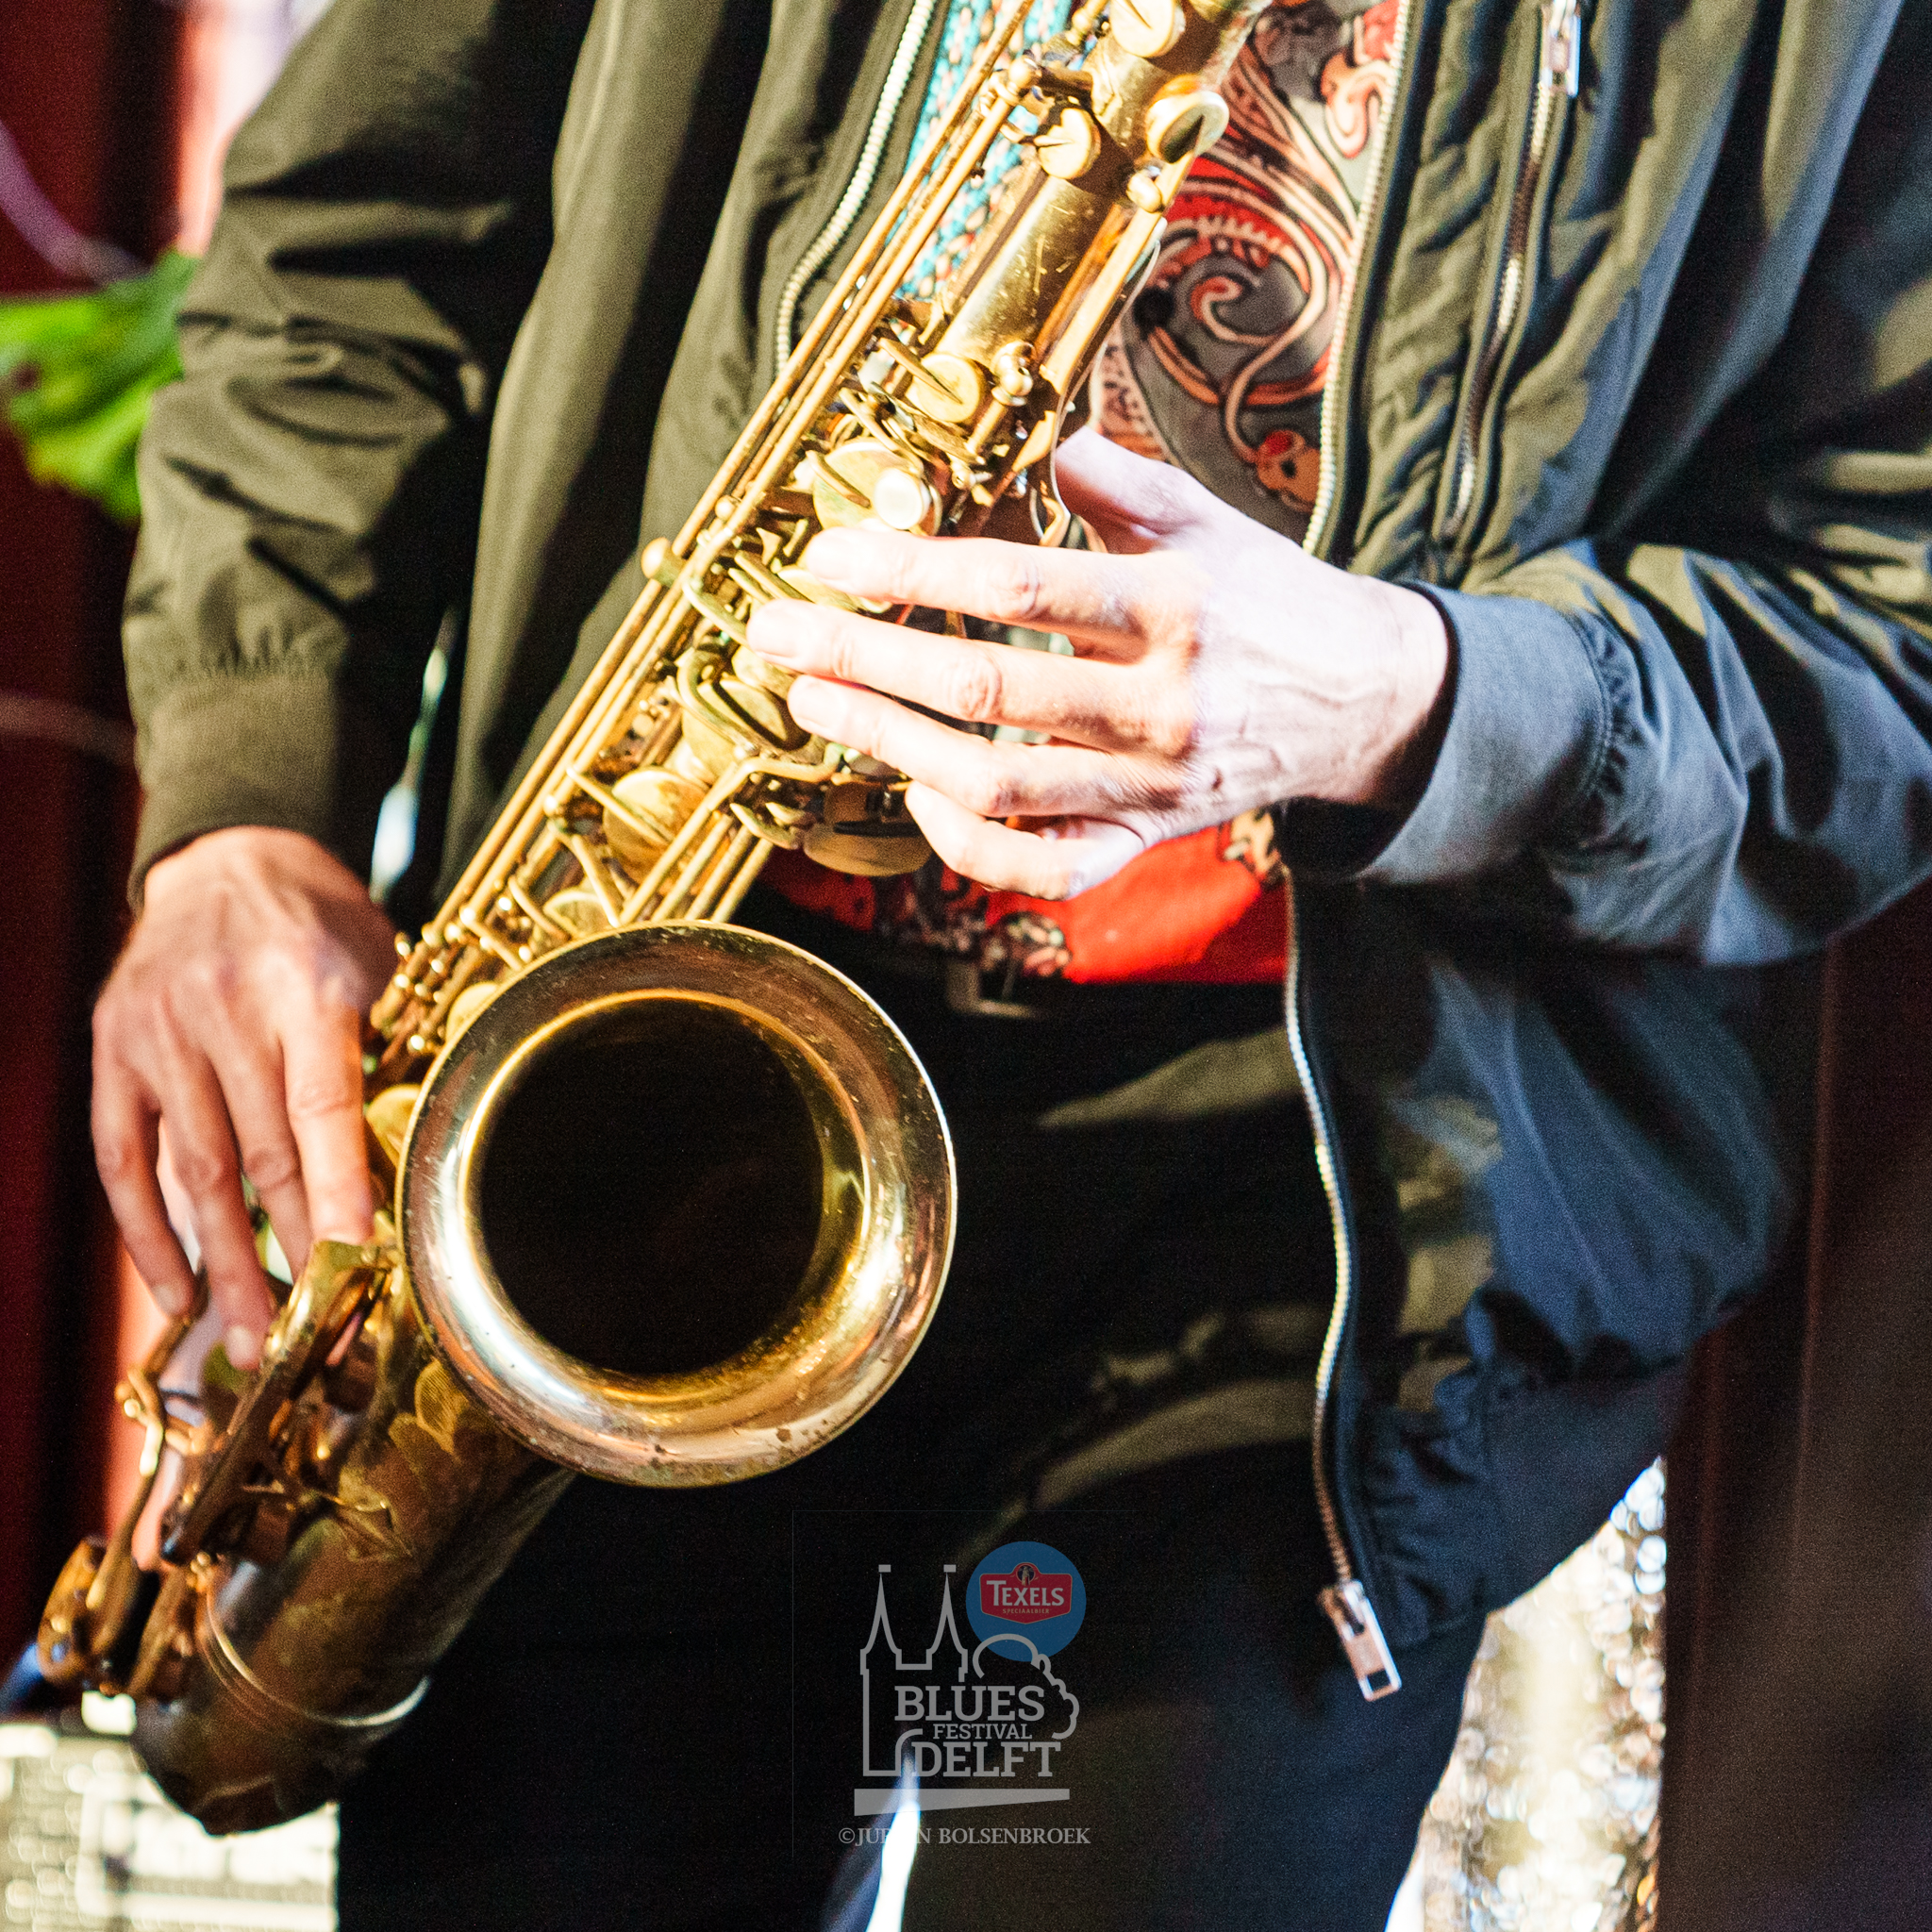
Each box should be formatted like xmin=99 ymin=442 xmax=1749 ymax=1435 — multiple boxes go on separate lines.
xmin=144 ymin=825 xmax=350 ymax=908
xmin=1360 ymin=582 xmax=1453 ymax=813
xmin=140 ymin=825 xmax=396 ymax=996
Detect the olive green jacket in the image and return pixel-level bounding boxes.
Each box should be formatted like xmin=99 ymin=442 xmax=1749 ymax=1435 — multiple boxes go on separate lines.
xmin=127 ymin=0 xmax=945 ymax=897
xmin=125 ymin=0 xmax=1932 ymax=1641
xmin=128 ymin=0 xmax=1932 ymax=962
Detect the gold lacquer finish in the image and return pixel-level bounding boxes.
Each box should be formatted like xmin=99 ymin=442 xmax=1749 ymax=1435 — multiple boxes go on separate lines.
xmin=403 ymin=926 xmax=952 ymax=1485
xmin=43 ymin=0 xmax=1268 ymax=1833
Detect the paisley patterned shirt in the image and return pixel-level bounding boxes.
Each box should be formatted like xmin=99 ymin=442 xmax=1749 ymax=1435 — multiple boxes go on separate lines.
xmin=763 ymin=0 xmax=1399 ymax=983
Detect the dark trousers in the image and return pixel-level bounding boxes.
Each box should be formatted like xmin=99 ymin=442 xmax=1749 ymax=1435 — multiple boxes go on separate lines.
xmin=338 ymin=1452 xmax=1480 ymax=1931
xmin=338 ymin=926 xmax=1481 ymax=1929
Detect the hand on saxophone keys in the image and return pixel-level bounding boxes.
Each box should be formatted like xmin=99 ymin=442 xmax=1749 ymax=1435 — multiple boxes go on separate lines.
xmin=745 ymin=428 xmax=1454 ymax=902
xmin=91 ymin=825 xmax=397 ymax=1369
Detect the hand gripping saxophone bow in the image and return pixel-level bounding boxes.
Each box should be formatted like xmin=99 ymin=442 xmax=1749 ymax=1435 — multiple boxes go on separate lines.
xmin=38 ymin=0 xmax=1267 ymax=1832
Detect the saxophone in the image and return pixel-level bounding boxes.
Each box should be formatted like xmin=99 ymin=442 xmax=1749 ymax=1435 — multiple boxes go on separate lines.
xmin=36 ymin=0 xmax=1266 ymax=1833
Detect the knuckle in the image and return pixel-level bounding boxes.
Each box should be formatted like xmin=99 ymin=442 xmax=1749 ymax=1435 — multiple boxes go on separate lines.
xmin=1160 ymin=466 xmax=1210 ymax=525
xmin=1129 ymin=671 xmax=1199 ymax=762
xmin=259 ymin=941 xmax=325 ymax=1001
xmin=95 ymin=957 xmax=167 ymax=1050
xmin=241 ymin=1140 xmax=302 ymax=1194
xmin=1142 ymin=706 xmax=1196 ymax=764
xmin=93 ymin=1126 xmax=146 ymax=1188
xmin=988 ymin=552 xmax=1048 ymax=626
xmin=880 ymin=544 xmax=922 ymax=607
xmin=1146 ymin=565 xmax=1208 ymax=645
xmin=185 ymin=948 xmax=242 ymax=1004
xmin=1135 ymin=459 xmax=1213 ymax=535
xmin=825 ymin=616 xmax=875 ymax=683
xmin=961 ymin=763 xmax=1018 ymax=821
xmin=171 ymin=1138 xmax=239 ymax=1201
xmin=943 ymin=652 xmax=1006 ymax=724
xmin=284 ymin=1073 xmax=356 ymax=1126
xmin=1109 ymin=750 xmax=1183 ymax=815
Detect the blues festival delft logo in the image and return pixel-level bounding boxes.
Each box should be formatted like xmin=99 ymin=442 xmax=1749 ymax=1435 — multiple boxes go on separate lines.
xmin=856 ymin=1541 xmax=1085 ymax=1818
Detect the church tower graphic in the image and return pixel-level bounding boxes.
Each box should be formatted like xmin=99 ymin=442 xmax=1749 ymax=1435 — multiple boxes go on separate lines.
xmin=859 ymin=1564 xmax=971 ymax=1778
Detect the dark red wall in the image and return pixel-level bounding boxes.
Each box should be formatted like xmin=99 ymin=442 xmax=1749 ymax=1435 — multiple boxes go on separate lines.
xmin=1661 ymin=889 xmax=1932 ymax=1926
xmin=0 ymin=0 xmax=176 ymax=1657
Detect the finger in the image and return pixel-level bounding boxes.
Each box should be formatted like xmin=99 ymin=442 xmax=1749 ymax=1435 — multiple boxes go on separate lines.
xmin=905 ymin=784 xmax=1147 ymax=899
xmin=784 ymin=675 xmax=1175 ymax=823
xmin=799 ymin=525 xmax=1149 ymax=655
xmin=134 ymin=1297 xmax=225 ymax=1567
xmin=1052 ymin=428 xmax=1224 ymax=556
xmin=153 ymin=1060 xmax=275 ymax=1372
xmin=207 ymin=1030 xmax=313 ymax=1281
xmin=280 ymin=1004 xmax=373 ymax=1251
xmin=749 ymin=601 xmax=1144 ymax=750
xmin=92 ymin=1071 xmax=196 ymax=1318
xmin=133 ymin=1440 xmax=184 ymax=1570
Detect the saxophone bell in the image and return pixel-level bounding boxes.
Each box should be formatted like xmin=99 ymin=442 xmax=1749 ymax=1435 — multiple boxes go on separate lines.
xmin=404 ymin=922 xmax=954 ymax=1483
xmin=102 ymin=924 xmax=951 ymax=1833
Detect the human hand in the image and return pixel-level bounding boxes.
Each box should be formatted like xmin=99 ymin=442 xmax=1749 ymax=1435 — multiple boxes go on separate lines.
xmin=92 ymin=827 xmax=396 ymax=1370
xmin=745 ymin=429 xmax=1451 ymax=898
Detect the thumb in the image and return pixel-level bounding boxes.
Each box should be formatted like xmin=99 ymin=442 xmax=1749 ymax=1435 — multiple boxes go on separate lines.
xmin=1052 ymin=428 xmax=1215 ymax=555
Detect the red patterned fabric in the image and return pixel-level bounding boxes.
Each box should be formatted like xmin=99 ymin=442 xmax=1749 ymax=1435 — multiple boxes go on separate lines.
xmin=762 ymin=811 xmax=1290 ymax=983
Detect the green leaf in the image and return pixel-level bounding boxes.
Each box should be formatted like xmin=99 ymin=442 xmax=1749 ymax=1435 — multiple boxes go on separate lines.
xmin=0 ymin=250 xmax=194 ymax=522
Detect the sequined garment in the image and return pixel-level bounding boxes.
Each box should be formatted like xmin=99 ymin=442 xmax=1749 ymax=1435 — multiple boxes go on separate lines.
xmin=903 ymin=0 xmax=1075 ymax=299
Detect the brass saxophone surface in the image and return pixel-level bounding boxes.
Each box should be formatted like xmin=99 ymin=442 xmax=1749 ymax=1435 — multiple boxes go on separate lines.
xmin=38 ymin=0 xmax=1267 ymax=1833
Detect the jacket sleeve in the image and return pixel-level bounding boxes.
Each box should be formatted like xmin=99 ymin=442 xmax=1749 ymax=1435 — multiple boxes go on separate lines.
xmin=1306 ymin=8 xmax=1932 ymax=968
xmin=125 ymin=0 xmax=593 ymax=891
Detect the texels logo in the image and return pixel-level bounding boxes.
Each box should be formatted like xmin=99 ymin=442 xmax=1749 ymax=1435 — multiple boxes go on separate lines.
xmin=967 ymin=1541 xmax=1085 ymax=1657
xmin=978 ymin=1561 xmax=1072 ymax=1624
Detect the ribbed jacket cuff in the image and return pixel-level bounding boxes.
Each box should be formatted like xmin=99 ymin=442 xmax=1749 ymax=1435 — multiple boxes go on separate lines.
xmin=1364 ymin=589 xmax=1607 ymax=885
xmin=1274 ymin=589 xmax=1608 ymax=888
xmin=131 ymin=675 xmax=352 ymax=901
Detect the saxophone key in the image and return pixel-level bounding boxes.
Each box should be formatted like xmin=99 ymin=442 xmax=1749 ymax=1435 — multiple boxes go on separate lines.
xmin=602 ymin=766 xmax=709 ymax=876
xmin=543 ymin=888 xmax=613 ymax=940
xmin=803 ymin=779 xmax=934 ymax=876
xmin=668 ymin=713 xmax=739 ymax=783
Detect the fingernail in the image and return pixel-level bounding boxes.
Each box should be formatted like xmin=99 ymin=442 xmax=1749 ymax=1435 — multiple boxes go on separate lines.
xmin=803 ymin=528 xmax=859 ymax=586
xmin=785 ymin=677 xmax=831 ymax=731
xmin=747 ymin=606 xmax=800 ymax=660
xmin=224 ymin=1324 xmax=260 ymax=1371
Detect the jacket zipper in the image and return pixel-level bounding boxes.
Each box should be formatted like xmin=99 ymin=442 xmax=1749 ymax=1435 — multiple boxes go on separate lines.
xmin=1439 ymin=0 xmax=1583 ymax=547
xmin=773 ymin=0 xmax=945 ymax=370
xmin=1303 ymin=0 xmax=1419 ymax=562
xmin=1287 ymin=925 xmax=1404 ymax=1700
xmin=1292 ymin=0 xmax=1421 ymax=1705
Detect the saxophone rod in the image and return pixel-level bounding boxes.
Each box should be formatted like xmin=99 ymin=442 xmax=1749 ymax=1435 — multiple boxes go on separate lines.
xmin=424 ymin=34 xmax=1042 ymax=999
xmin=394 ymin=0 xmax=1041 ymax=987
xmin=382 ymin=0 xmax=1104 ymax=1053
xmin=673 ymin=0 xmax=1039 ymax=549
